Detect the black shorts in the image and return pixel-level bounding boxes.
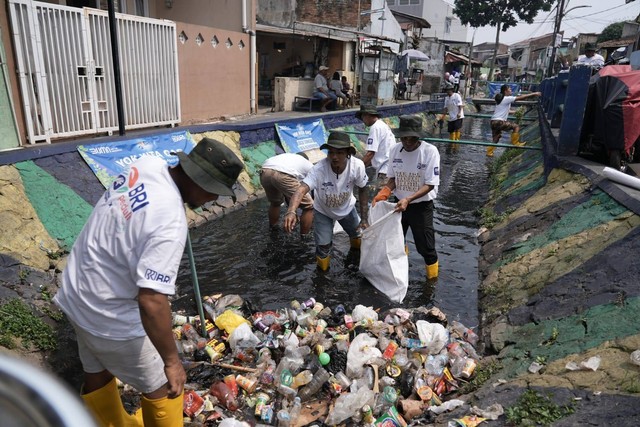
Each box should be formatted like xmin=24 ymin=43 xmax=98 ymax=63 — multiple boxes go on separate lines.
xmin=447 ymin=118 xmax=463 ymax=133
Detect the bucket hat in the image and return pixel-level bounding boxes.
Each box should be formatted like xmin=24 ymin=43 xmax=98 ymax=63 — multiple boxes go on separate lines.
xmin=584 ymin=43 xmax=597 ymax=51
xmin=175 ymin=137 xmax=244 ymax=199
xmin=355 ymin=104 xmax=380 ymax=120
xmin=444 ymin=82 xmax=455 ymax=91
xmin=320 ymin=131 xmax=356 ymax=155
xmin=392 ymin=115 xmax=428 ymax=138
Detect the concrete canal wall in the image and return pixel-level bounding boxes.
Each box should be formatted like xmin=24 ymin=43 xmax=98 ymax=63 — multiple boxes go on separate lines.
xmin=1 ymin=98 xmax=639 ymax=423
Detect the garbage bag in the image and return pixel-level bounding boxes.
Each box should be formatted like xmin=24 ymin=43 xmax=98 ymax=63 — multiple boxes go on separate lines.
xmin=416 ymin=320 xmax=449 ymax=354
xmin=228 ymin=322 xmax=260 ymax=351
xmin=359 ymin=201 xmax=409 ymax=303
xmin=346 ymin=333 xmax=382 ymax=378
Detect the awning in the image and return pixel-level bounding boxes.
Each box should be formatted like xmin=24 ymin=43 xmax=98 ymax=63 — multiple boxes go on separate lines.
xmin=446 ymin=51 xmax=481 ymax=65
xmin=597 ymin=37 xmax=636 ymax=49
xmin=256 ymin=21 xmax=402 ymax=45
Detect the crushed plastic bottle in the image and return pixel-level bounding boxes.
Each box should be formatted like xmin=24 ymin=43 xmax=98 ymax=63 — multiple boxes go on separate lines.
xmin=297 ymin=367 xmax=330 ymax=402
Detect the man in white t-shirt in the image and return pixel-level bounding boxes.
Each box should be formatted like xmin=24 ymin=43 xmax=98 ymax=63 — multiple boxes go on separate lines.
xmin=54 ymin=138 xmax=243 ymax=426
xmin=372 ymin=115 xmax=441 ymax=280
xmin=283 ymin=131 xmax=369 ymax=271
xmin=577 ymin=43 xmax=604 ymax=69
xmin=442 ymin=82 xmax=465 ymax=146
xmin=260 ymin=152 xmax=314 ymax=235
xmin=356 ymin=104 xmax=395 ymax=191
xmin=314 ymin=66 xmax=338 ymax=112
xmin=488 ymin=85 xmax=541 ymax=157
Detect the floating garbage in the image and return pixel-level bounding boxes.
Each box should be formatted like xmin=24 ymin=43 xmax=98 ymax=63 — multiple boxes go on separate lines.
xmin=166 ymin=294 xmax=485 ymax=426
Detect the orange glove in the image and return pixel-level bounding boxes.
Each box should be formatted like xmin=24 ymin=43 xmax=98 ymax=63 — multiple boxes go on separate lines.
xmin=372 ymin=187 xmax=392 ymax=207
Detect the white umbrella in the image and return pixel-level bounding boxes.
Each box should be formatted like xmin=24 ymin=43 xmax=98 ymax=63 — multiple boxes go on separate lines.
xmin=400 ymin=49 xmax=430 ymax=61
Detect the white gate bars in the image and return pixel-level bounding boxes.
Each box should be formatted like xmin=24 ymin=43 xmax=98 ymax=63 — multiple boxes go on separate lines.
xmin=8 ymin=0 xmax=180 ymax=144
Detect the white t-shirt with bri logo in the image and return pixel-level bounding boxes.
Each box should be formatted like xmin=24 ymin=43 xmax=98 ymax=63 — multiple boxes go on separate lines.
xmin=303 ymin=157 xmax=368 ymax=220
xmin=387 ymin=142 xmax=440 ymax=203
xmin=54 ymin=156 xmax=187 ymax=340
xmin=366 ymin=119 xmax=395 ymax=174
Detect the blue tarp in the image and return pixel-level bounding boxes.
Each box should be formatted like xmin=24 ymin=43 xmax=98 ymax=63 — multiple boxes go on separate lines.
xmin=275 ymin=119 xmax=328 ymax=153
xmin=488 ymin=82 xmax=521 ymax=98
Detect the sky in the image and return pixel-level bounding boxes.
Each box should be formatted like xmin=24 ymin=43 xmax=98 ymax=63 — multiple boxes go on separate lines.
xmin=465 ymin=0 xmax=640 ymax=45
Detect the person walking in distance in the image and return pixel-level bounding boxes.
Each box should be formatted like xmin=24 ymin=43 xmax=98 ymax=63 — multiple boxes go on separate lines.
xmin=260 ymin=151 xmax=314 ymax=236
xmin=442 ymin=82 xmax=464 ymax=150
xmin=54 ymin=138 xmax=243 ymax=427
xmin=372 ymin=115 xmax=441 ymax=280
xmin=487 ymin=85 xmax=541 ymax=157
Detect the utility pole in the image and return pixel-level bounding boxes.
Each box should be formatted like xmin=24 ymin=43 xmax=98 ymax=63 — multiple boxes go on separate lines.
xmin=547 ymin=0 xmax=565 ymax=78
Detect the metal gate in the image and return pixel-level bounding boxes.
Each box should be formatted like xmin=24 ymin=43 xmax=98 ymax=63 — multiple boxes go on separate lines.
xmin=8 ymin=0 xmax=180 ymax=144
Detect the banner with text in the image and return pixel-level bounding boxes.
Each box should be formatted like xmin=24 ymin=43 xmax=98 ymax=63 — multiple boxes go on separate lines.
xmin=77 ymin=131 xmax=196 ymax=188
xmin=275 ymin=119 xmax=328 ymax=154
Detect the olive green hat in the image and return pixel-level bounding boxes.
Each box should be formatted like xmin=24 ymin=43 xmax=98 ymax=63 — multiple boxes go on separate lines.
xmin=355 ymin=104 xmax=380 ymax=120
xmin=175 ymin=137 xmax=244 ymax=199
xmin=392 ymin=115 xmax=428 ymax=138
xmin=320 ymin=131 xmax=357 ymax=155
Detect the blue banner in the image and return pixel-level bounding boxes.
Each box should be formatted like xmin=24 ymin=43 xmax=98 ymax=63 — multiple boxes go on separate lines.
xmin=488 ymin=82 xmax=521 ymax=98
xmin=275 ymin=119 xmax=328 ymax=153
xmin=78 ymin=131 xmax=196 ymax=189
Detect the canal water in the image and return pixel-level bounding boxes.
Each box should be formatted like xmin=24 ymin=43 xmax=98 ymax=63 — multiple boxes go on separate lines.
xmin=174 ymin=116 xmax=493 ymax=328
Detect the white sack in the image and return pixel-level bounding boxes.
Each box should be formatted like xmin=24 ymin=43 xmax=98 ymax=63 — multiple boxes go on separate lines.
xmin=359 ymin=201 xmax=409 ymax=303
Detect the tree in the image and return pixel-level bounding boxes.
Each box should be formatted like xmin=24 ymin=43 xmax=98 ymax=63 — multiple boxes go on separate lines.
xmin=454 ymin=0 xmax=554 ymax=81
xmin=597 ymin=22 xmax=624 ymax=43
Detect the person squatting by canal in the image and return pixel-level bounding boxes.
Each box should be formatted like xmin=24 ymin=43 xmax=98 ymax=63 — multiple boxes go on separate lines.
xmin=283 ymin=131 xmax=369 ymax=271
xmin=259 ymin=151 xmax=314 ymax=236
xmin=442 ymin=82 xmax=465 ymax=149
xmin=53 ymin=138 xmax=243 ymax=427
xmin=488 ymin=84 xmax=542 ymax=157
xmin=372 ymin=115 xmax=441 ymax=280
xmin=356 ymin=104 xmax=395 ymax=193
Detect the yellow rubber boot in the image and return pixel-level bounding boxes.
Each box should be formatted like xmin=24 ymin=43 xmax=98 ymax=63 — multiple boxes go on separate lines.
xmin=426 ymin=261 xmax=439 ymax=280
xmin=316 ymin=255 xmax=330 ymax=271
xmin=449 ymin=132 xmax=456 ymax=141
xmin=511 ymin=132 xmax=524 ymax=146
xmin=486 ymin=145 xmax=496 ymax=157
xmin=456 ymin=131 xmax=462 ymax=141
xmin=405 ymin=245 xmax=409 ymax=255
xmin=350 ymin=237 xmax=361 ymax=250
xmin=81 ymin=378 xmax=143 ymax=427
xmin=141 ymin=393 xmax=184 ymax=427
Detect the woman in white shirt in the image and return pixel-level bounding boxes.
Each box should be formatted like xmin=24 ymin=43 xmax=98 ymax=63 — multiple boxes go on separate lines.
xmin=488 ymin=85 xmax=541 ymax=157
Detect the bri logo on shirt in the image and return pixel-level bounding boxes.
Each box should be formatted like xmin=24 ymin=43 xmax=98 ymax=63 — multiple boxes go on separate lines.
xmin=434 ymin=167 xmax=439 ymax=175
xmin=112 ymin=166 xmax=150 ymax=218
xmin=416 ymin=162 xmax=427 ymax=170
xmin=367 ymin=138 xmax=373 ymax=145
xmin=145 ymin=268 xmax=171 ymax=283
xmin=321 ymin=182 xmax=335 ymax=188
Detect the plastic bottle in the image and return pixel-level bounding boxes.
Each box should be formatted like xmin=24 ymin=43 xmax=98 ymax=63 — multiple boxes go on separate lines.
xmin=182 ymin=323 xmax=208 ymax=350
xmin=373 ymin=385 xmax=398 ymax=416
xmin=224 ymin=374 xmax=239 ymax=398
xmin=450 ymin=320 xmax=479 ymax=346
xmin=276 ymin=408 xmax=291 ymax=427
xmin=273 ymin=345 xmax=311 ymax=386
xmin=289 ymin=397 xmax=302 ymax=425
xmin=290 ymin=370 xmax=313 ymax=389
xmin=209 ymin=381 xmax=238 ymax=411
xmin=425 ymin=354 xmax=447 ymax=376
xmin=297 ymin=367 xmax=330 ymax=402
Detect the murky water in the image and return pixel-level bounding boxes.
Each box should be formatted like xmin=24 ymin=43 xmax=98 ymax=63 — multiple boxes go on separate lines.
xmin=175 ymin=116 xmax=491 ymax=328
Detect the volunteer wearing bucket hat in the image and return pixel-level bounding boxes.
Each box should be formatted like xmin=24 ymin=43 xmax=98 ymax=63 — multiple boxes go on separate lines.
xmin=356 ymin=104 xmax=395 ymax=191
xmin=284 ymin=131 xmax=369 ymax=271
xmin=54 ymin=137 xmax=243 ymax=427
xmin=372 ymin=115 xmax=441 ymax=280
xmin=577 ymin=43 xmax=604 ymax=68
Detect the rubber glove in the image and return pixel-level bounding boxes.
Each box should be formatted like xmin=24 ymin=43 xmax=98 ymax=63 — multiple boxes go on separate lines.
xmin=372 ymin=187 xmax=391 ymax=207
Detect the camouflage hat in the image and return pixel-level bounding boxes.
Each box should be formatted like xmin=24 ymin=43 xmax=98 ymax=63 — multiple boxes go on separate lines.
xmin=320 ymin=131 xmax=357 ymax=155
xmin=355 ymin=104 xmax=380 ymax=120
xmin=444 ymin=82 xmax=455 ymax=91
xmin=175 ymin=138 xmax=244 ymax=199
xmin=392 ymin=115 xmax=427 ymax=138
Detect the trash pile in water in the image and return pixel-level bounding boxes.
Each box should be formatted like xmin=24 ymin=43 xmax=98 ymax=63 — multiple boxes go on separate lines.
xmin=166 ymin=294 xmax=489 ymax=426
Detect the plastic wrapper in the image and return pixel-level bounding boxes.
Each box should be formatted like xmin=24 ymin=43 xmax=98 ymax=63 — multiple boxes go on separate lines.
xmin=215 ymin=310 xmax=251 ymax=336
xmin=324 ymin=387 xmax=375 ymax=425
xmin=346 ymin=333 xmax=382 ymax=378
xmin=416 ymin=320 xmax=449 ymax=354
xmin=374 ymin=406 xmax=407 ymax=427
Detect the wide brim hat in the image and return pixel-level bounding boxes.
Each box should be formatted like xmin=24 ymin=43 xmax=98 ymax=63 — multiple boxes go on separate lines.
xmin=176 ymin=137 xmax=244 ymax=200
xmin=444 ymin=82 xmax=455 ymax=91
xmin=355 ymin=104 xmax=380 ymax=120
xmin=585 ymin=43 xmax=597 ymax=51
xmin=392 ymin=115 xmax=428 ymax=138
xmin=320 ymin=131 xmax=357 ymax=155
